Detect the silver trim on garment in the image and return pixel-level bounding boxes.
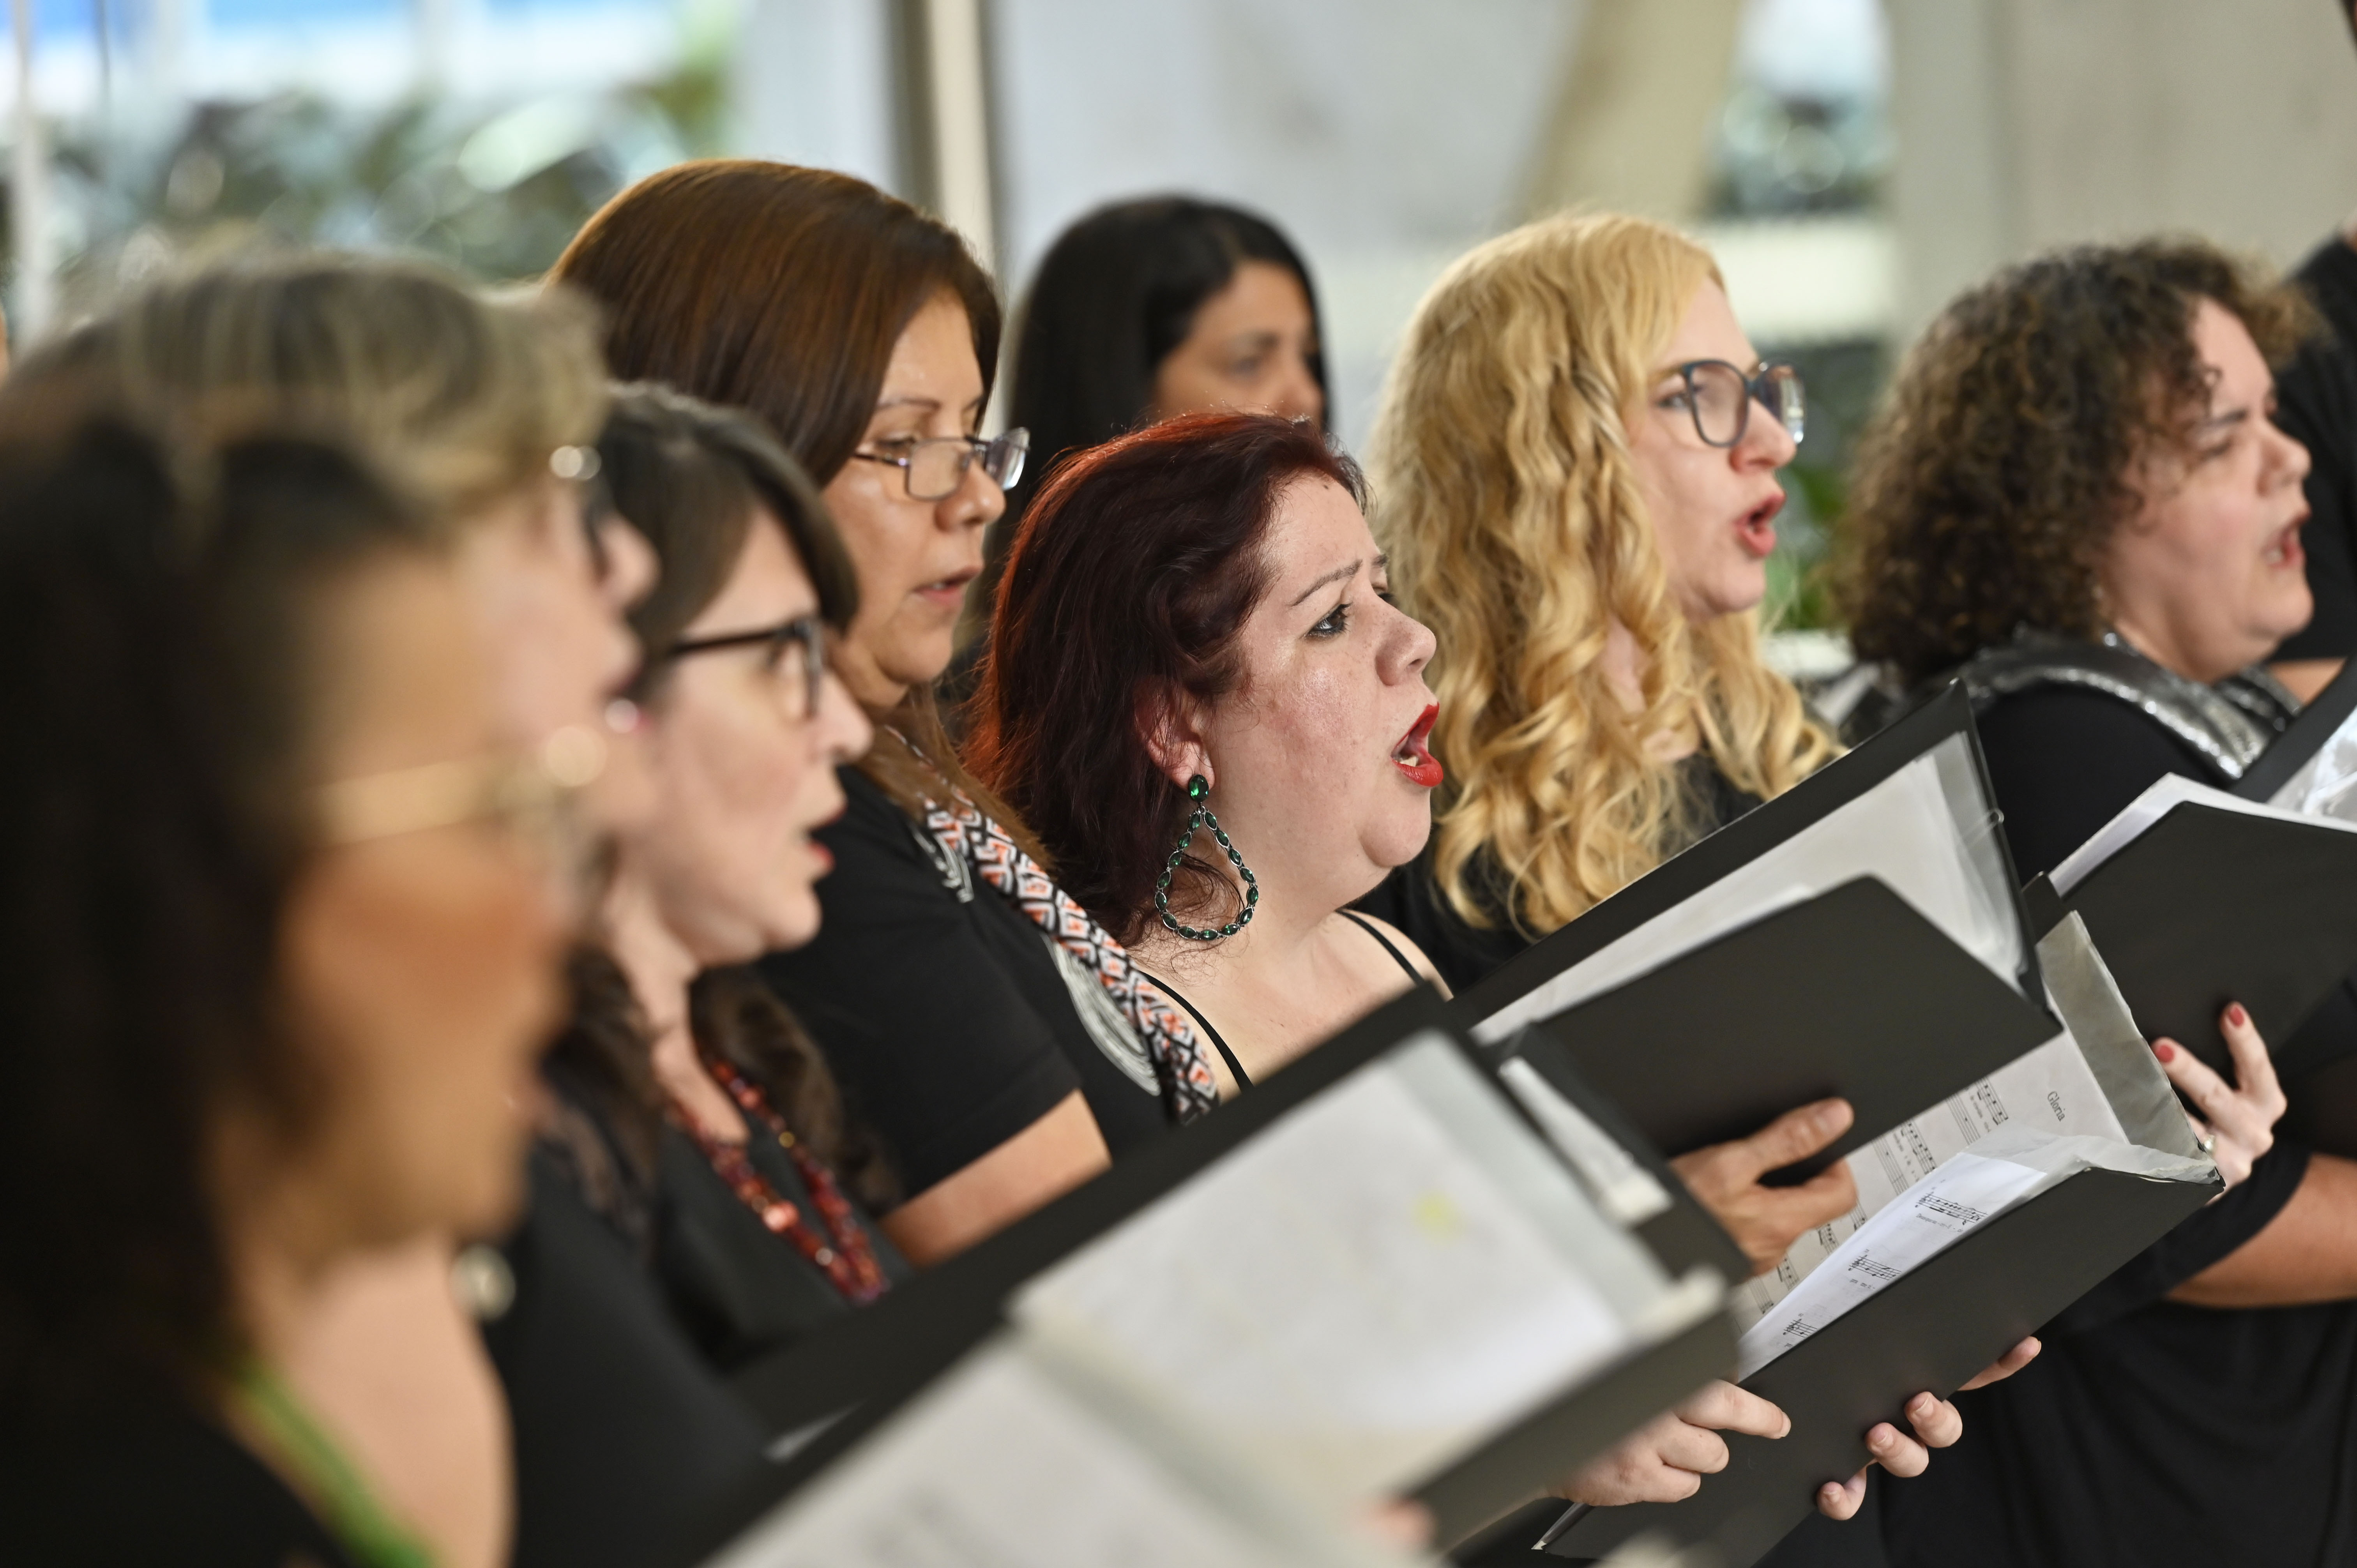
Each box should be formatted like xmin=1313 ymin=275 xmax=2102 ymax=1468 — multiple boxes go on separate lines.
xmin=1954 ymin=630 xmax=2294 ymax=780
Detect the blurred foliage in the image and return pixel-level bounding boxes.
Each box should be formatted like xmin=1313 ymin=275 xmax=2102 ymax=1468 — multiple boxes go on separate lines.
xmin=4 ymin=18 xmax=729 ymax=321
xmin=1760 ymin=337 xmax=1885 ymax=632
xmin=1709 ymin=83 xmax=1889 ymax=220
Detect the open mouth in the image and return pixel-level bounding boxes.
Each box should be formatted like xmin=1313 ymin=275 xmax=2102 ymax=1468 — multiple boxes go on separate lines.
xmin=2263 ymin=516 xmax=2308 ymax=570
xmin=1393 ymin=704 xmax=1443 ymax=789
xmin=915 ymin=568 xmax=979 ymax=606
xmin=1737 ymin=491 xmax=1784 ymax=559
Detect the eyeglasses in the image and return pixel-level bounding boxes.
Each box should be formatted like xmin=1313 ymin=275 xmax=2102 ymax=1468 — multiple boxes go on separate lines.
xmin=314 ymin=724 xmax=608 ymax=895
xmin=663 ymin=613 xmax=828 ymax=721
xmin=851 ymin=429 xmax=1029 ymax=501
xmin=553 ymin=444 xmax=619 ymax=574
xmin=1662 ymin=360 xmax=1806 ymax=449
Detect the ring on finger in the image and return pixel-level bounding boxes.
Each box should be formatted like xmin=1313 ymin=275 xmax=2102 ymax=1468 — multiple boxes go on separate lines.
xmin=2198 ymin=1132 xmax=2218 ymax=1155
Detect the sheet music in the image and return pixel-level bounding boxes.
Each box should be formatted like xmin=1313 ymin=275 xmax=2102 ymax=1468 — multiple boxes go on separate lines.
xmin=1731 ymin=1031 xmax=2125 ymax=1330
xmin=1733 ymin=1129 xmax=2211 ymax=1379
xmin=2050 ymin=772 xmax=2357 ymax=895
xmin=705 ymin=1338 xmax=1403 ymax=1568
xmin=1475 ymin=736 xmax=2021 ymax=1044
xmin=2269 ymin=701 xmax=2357 ymax=821
xmin=1011 ymin=1032 xmax=1695 ymax=1505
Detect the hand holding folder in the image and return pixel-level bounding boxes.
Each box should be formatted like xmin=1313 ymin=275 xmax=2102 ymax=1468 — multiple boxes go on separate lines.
xmin=2041 ymin=773 xmax=2357 ymax=1077
xmin=710 ymin=989 xmax=1745 ymax=1561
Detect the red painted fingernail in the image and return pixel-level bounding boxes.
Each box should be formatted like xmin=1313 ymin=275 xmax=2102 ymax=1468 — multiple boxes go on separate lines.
xmin=2228 ymin=1003 xmax=2248 ymax=1028
xmin=2154 ymin=1041 xmax=2177 ymax=1063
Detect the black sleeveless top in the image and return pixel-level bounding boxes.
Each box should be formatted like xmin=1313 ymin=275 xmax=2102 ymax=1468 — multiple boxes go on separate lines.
xmin=1140 ymin=910 xmax=1421 ymax=1091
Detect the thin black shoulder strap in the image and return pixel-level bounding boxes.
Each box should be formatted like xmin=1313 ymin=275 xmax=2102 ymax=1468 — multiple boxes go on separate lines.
xmin=1139 ymin=968 xmax=1251 ymax=1092
xmin=1341 ymin=909 xmax=1422 ymax=982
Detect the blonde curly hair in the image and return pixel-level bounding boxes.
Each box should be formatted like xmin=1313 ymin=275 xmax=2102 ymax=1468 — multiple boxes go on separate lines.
xmin=1369 ymin=212 xmax=1834 ymax=938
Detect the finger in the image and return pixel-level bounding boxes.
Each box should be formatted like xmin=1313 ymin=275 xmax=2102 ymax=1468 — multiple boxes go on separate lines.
xmin=2153 ymin=1037 xmax=2237 ymax=1129
xmin=1782 ymin=1158 xmax=1862 ymax=1223
xmin=1865 ymin=1420 xmax=1931 ymax=1479
xmin=1354 ymin=1499 xmax=1434 ymax=1551
xmin=1726 ymin=1098 xmax=1855 ymax=1181
xmin=2218 ymin=1001 xmax=2286 ymax=1114
xmin=1901 ymin=1391 xmax=1963 ymax=1448
xmin=1677 ymin=1380 xmax=1792 ymax=1439
xmin=1817 ymin=1471 xmax=1868 ymax=1520
xmin=1653 ymin=1421 xmax=1733 ymax=1476
xmin=1959 ymin=1337 xmax=2041 ymax=1391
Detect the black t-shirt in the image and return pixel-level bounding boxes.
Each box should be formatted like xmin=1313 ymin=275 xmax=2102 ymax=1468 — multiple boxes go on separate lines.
xmin=484 ymin=1149 xmax=776 ymax=1568
xmin=1877 ymin=680 xmax=2356 ymax=1568
xmin=1359 ymin=754 xmax=1765 ymax=996
xmin=0 ymin=1391 xmax=353 ymax=1568
xmin=2274 ymin=235 xmax=2357 ymax=662
xmin=760 ymin=767 xmax=1170 ymax=1198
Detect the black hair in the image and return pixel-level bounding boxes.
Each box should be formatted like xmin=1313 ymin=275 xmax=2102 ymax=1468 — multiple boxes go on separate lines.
xmin=0 ymin=402 xmax=436 ymax=1406
xmin=966 ymin=198 xmax=1328 ymax=641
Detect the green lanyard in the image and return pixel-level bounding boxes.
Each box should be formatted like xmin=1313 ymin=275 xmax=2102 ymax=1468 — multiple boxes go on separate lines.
xmin=230 ymin=1362 xmax=439 ymax=1568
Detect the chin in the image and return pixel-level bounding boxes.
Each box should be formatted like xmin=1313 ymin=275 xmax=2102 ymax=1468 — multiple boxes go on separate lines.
xmin=766 ymin=898 xmax=823 ymax=955
xmin=1366 ymin=807 xmax=1435 ymax=874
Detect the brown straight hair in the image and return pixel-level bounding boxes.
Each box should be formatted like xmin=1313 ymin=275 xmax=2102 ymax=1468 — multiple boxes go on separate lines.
xmin=549 ymin=159 xmax=1030 ymax=846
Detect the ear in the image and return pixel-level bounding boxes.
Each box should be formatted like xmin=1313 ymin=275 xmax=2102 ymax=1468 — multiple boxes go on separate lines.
xmin=1134 ymin=677 xmax=1211 ymax=792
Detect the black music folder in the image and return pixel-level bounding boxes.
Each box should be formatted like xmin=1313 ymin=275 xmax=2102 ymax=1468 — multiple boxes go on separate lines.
xmin=1459 ymin=682 xmax=2043 ymax=1054
xmin=1514 ymin=876 xmax=2055 ymax=1175
xmin=703 ymin=988 xmax=1746 ymax=1559
xmin=2037 ymin=784 xmax=2357 ymax=1077
xmin=1535 ymin=915 xmax=2220 ymax=1566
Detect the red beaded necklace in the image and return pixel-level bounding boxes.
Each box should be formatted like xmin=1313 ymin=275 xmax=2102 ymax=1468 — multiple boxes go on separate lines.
xmin=676 ymin=1054 xmax=889 ymax=1305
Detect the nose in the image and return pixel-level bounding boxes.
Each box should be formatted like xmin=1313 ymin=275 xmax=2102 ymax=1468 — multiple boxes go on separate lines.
xmin=813 ymin=668 xmax=874 ymax=764
xmin=1272 ymin=353 xmax=1325 ymax=426
xmin=596 ymin=518 xmax=659 ymax=611
xmin=940 ymin=448 xmax=1006 ymax=533
xmin=1740 ymin=399 xmax=1798 ymax=469
xmin=1382 ymin=600 xmax=1438 ymax=685
xmin=2269 ymin=418 xmax=2313 ymax=489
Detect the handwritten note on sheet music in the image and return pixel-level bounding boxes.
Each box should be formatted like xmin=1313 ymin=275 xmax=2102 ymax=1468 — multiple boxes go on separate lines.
xmin=1012 ymin=1040 xmax=1644 ymax=1505
xmin=707 ymin=1342 xmax=1390 ymax=1568
xmin=1732 ymin=1032 xmax=2127 ymax=1334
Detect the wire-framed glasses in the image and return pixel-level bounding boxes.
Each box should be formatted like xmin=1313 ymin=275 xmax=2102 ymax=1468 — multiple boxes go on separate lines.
xmin=313 ymin=724 xmax=610 ymax=903
xmin=664 ymin=613 xmax=827 ymax=720
xmin=1664 ymin=360 xmax=1806 ymax=449
xmin=852 ymin=429 xmax=1030 ymax=501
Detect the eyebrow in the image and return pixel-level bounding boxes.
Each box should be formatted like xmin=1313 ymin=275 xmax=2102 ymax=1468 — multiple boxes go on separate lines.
xmin=1289 ymin=554 xmax=1383 ymax=606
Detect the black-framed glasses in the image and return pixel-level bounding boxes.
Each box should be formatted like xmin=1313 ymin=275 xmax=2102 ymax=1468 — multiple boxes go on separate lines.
xmin=1663 ymin=360 xmax=1806 ymax=449
xmin=851 ymin=428 xmax=1030 ymax=501
xmin=664 ymin=613 xmax=827 ymax=720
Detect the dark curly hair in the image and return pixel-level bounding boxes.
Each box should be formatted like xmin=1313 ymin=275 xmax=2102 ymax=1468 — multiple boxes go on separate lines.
xmin=0 ymin=403 xmax=436 ymax=1407
xmin=1838 ymin=239 xmax=2318 ymax=685
xmin=966 ymin=411 xmax=1364 ymax=946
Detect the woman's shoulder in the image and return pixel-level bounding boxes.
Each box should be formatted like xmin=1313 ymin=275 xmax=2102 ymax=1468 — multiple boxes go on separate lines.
xmin=1972 ymin=682 xmax=2215 ymax=881
xmin=0 ymin=1390 xmax=354 ymax=1567
xmin=1340 ymin=907 xmax=1451 ymax=999
xmin=1355 ymin=853 xmax=1532 ymax=997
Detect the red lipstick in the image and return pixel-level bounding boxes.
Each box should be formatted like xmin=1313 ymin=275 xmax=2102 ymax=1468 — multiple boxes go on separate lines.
xmin=1393 ymin=704 xmax=1443 ymax=789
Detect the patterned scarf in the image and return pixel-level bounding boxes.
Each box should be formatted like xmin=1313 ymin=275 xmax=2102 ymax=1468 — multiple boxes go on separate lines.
xmin=913 ymin=775 xmax=1221 ymax=1124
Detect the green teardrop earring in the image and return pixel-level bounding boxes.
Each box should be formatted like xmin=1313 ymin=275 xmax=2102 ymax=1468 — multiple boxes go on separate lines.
xmin=1155 ymin=774 xmax=1259 ymax=941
